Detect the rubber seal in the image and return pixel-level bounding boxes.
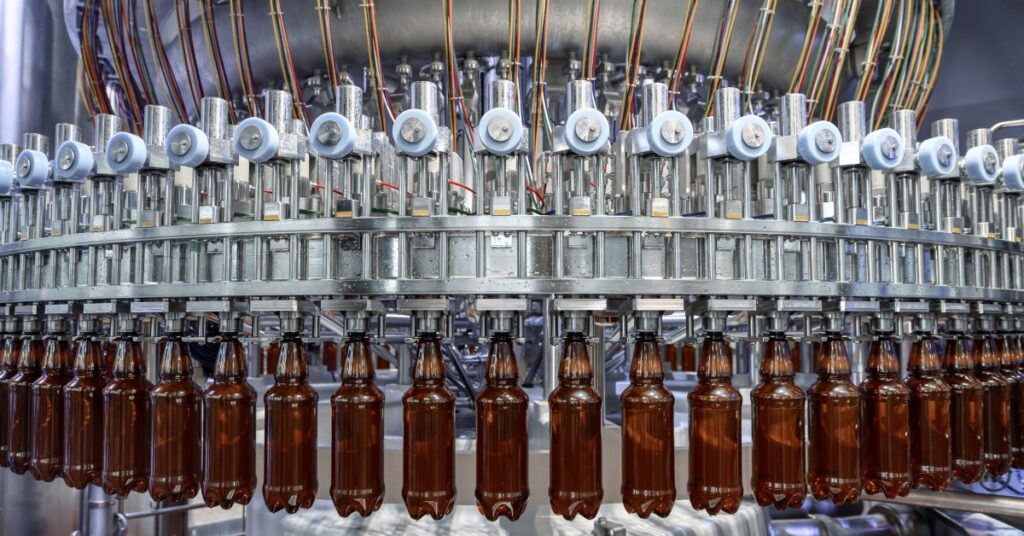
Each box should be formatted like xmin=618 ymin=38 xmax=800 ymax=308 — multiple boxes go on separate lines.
xmin=917 ymin=136 xmax=958 ymax=177
xmin=15 ymin=150 xmax=49 ymax=188
xmin=564 ymin=108 xmax=610 ymax=156
xmin=861 ymin=128 xmax=905 ymax=171
xmin=54 ymin=141 xmax=94 ymax=182
xmin=310 ymin=112 xmax=356 ymax=159
xmin=963 ymin=145 xmax=999 ymax=186
xmin=165 ymin=124 xmax=210 ymax=168
xmin=106 ymin=132 xmax=148 ymax=174
xmin=392 ymin=109 xmax=439 ymax=157
xmin=477 ymin=108 xmax=524 ymax=156
xmin=725 ymin=114 xmax=773 ymax=161
xmin=1001 ymin=154 xmax=1024 ymax=191
xmin=647 ymin=110 xmax=694 ymax=157
xmin=234 ymin=117 xmax=280 ymax=163
xmin=797 ymin=120 xmax=842 ymax=165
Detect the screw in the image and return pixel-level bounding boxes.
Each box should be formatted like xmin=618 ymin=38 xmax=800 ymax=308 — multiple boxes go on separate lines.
xmin=984 ymin=151 xmax=998 ymax=175
xmin=239 ymin=126 xmax=264 ymax=151
xmin=660 ymin=120 xmax=685 ymax=144
xmin=317 ymin=121 xmax=342 ymax=146
xmin=880 ymin=135 xmax=900 ymax=160
xmin=170 ymin=133 xmax=192 ymax=156
xmin=112 ymin=140 xmax=129 ymax=163
xmin=487 ymin=116 xmax=514 ymax=143
xmin=574 ymin=116 xmax=601 ymax=143
xmin=17 ymin=157 xmax=30 ymax=177
xmin=936 ymin=144 xmax=954 ymax=169
xmin=741 ymin=122 xmax=765 ymax=148
xmin=59 ymin=149 xmax=75 ymax=170
xmin=400 ymin=117 xmax=427 ymax=144
xmin=815 ymin=129 xmax=837 ymax=153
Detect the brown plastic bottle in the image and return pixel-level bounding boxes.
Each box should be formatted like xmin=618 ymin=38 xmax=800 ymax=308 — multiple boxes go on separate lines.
xmin=0 ymin=335 xmax=20 ymax=468
xmin=751 ymin=332 xmax=806 ymax=510
xmin=323 ymin=340 xmax=339 ymax=373
xmin=102 ymin=335 xmax=152 ymax=496
xmin=664 ymin=342 xmax=678 ymax=371
xmin=331 ymin=332 xmax=385 ymax=517
xmin=688 ymin=331 xmax=742 ymax=515
xmin=621 ymin=332 xmax=675 ymax=518
xmin=62 ymin=336 xmax=106 ymax=489
xmin=402 ymin=332 xmax=456 ymax=520
xmin=942 ymin=334 xmax=984 ymax=483
xmin=263 ymin=333 xmax=318 ymax=513
xmin=1007 ymin=335 xmax=1024 ymax=469
xmin=30 ymin=335 xmax=73 ymax=481
xmin=860 ymin=333 xmax=911 ymax=498
xmin=680 ymin=342 xmax=697 ymax=372
xmin=202 ymin=332 xmax=256 ymax=509
xmin=975 ymin=335 xmax=1011 ymax=476
xmin=905 ymin=336 xmax=952 ymax=491
xmin=807 ymin=333 xmax=861 ymax=504
xmin=149 ymin=333 xmax=202 ymax=501
xmin=7 ymin=336 xmax=44 ymax=474
xmin=549 ymin=331 xmax=603 ymax=520
xmin=475 ymin=331 xmax=529 ymax=521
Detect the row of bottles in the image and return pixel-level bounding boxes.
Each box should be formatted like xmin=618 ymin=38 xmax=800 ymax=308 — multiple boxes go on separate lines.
xmin=2 ymin=313 xmax=1022 ymax=522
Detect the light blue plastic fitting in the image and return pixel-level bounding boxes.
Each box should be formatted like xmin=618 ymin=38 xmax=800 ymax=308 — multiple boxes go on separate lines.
xmin=725 ymin=114 xmax=772 ymax=161
xmin=0 ymin=161 xmax=13 ymax=195
xmin=234 ymin=117 xmax=280 ymax=163
xmin=797 ymin=120 xmax=842 ymax=165
xmin=1001 ymin=154 xmax=1024 ymax=191
xmin=477 ymin=108 xmax=524 ymax=156
xmin=917 ymin=136 xmax=958 ymax=177
xmin=647 ymin=110 xmax=694 ymax=157
xmin=391 ymin=109 xmax=439 ymax=157
xmin=861 ymin=128 xmax=906 ymax=171
xmin=963 ymin=145 xmax=999 ymax=185
xmin=564 ymin=108 xmax=609 ymax=156
xmin=15 ymin=149 xmax=49 ymax=188
xmin=310 ymin=112 xmax=356 ymax=159
xmin=54 ymin=141 xmax=94 ymax=182
xmin=106 ymin=132 xmax=148 ymax=174
xmin=165 ymin=124 xmax=210 ymax=168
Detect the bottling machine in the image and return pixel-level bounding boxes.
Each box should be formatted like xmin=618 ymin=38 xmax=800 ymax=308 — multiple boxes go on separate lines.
xmin=0 ymin=1 xmax=1023 ymax=535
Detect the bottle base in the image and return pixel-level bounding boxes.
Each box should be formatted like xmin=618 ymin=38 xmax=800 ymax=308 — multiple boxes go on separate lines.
xmin=149 ymin=479 xmax=201 ymax=503
xmin=808 ymin=476 xmax=861 ymax=505
xmin=29 ymin=461 xmax=62 ymax=482
xmin=753 ymin=483 xmax=807 ymax=511
xmin=622 ymin=495 xmax=675 ymax=519
xmin=62 ymin=467 xmax=102 ymax=490
xmin=982 ymin=455 xmax=1012 ymax=477
xmin=475 ymin=491 xmax=529 ymax=521
xmin=952 ymin=460 xmax=985 ymax=484
xmin=863 ymin=475 xmax=911 ymax=498
xmin=688 ymin=487 xmax=742 ymax=516
xmin=403 ymin=495 xmax=456 ymax=521
xmin=102 ymin=475 xmax=149 ymax=497
xmin=332 ymin=493 xmax=384 ymax=518
xmin=202 ymin=485 xmax=254 ymax=509
xmin=911 ymin=471 xmax=950 ymax=492
xmin=263 ymin=489 xmax=317 ymax=514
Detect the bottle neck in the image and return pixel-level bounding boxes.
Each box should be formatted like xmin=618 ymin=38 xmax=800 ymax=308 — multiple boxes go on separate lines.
xmin=275 ymin=333 xmax=309 ymax=384
xmin=0 ymin=337 xmax=17 ymax=371
xmin=759 ymin=332 xmax=794 ymax=380
xmin=113 ymin=335 xmax=146 ymax=379
xmin=214 ymin=333 xmax=248 ymax=382
xmin=42 ymin=337 xmax=72 ymax=373
xmin=413 ymin=332 xmax=446 ymax=386
xmin=972 ymin=334 xmax=1000 ymax=371
xmin=72 ymin=337 xmax=104 ymax=377
xmin=698 ymin=332 xmax=733 ymax=382
xmin=17 ymin=337 xmax=43 ymax=372
xmin=341 ymin=332 xmax=375 ymax=385
xmin=558 ymin=332 xmax=593 ymax=386
xmin=942 ymin=335 xmax=974 ymax=373
xmin=814 ymin=334 xmax=851 ymax=378
xmin=159 ymin=333 xmax=194 ymax=381
xmin=866 ymin=334 xmax=900 ymax=378
xmin=629 ymin=332 xmax=664 ymax=384
xmin=485 ymin=332 xmax=520 ymax=387
xmin=907 ymin=336 xmax=941 ymax=375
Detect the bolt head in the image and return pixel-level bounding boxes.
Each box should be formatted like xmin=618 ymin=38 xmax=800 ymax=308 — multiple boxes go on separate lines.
xmin=936 ymin=144 xmax=954 ymax=168
xmin=17 ymin=158 xmax=30 ymax=176
xmin=59 ymin=149 xmax=75 ymax=170
xmin=815 ymin=130 xmax=837 ymax=153
xmin=112 ymin=140 xmax=129 ymax=163
xmin=660 ymin=120 xmax=685 ymax=144
xmin=317 ymin=121 xmax=342 ymax=146
xmin=574 ymin=116 xmax=601 ymax=143
xmin=741 ymin=123 xmax=765 ymax=148
xmin=240 ymin=126 xmax=263 ymax=151
xmin=170 ymin=133 xmax=192 ymax=156
xmin=487 ymin=117 xmax=514 ymax=143
xmin=881 ymin=135 xmax=900 ymax=160
xmin=984 ymin=151 xmax=998 ymax=175
xmin=400 ymin=117 xmax=427 ymax=144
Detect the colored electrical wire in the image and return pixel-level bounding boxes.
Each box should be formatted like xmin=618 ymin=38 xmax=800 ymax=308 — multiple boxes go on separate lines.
xmin=316 ymin=0 xmax=340 ymax=89
xmin=361 ymin=0 xmax=393 ymax=129
xmin=125 ymin=0 xmax=158 ymax=107
xmin=269 ymin=0 xmax=309 ymax=124
xmin=704 ymin=0 xmax=741 ymax=119
xmin=176 ymin=0 xmax=206 ymax=116
xmin=443 ymin=0 xmax=476 ymax=148
xmin=582 ymin=0 xmax=601 ymax=80
xmin=99 ymin=0 xmax=143 ymax=129
xmin=529 ymin=0 xmax=552 ymax=209
xmin=854 ymin=0 xmax=894 ymax=103
xmin=668 ymin=0 xmax=701 ymax=105
xmin=200 ymin=0 xmax=235 ymax=119
xmin=143 ymin=0 xmax=186 ymax=120
xmin=619 ymin=0 xmax=650 ymax=130
xmin=507 ymin=0 xmax=523 ymax=108
xmin=228 ymin=0 xmax=258 ymax=117
xmin=738 ymin=0 xmax=777 ymax=113
xmin=788 ymin=0 xmax=823 ymax=94
xmin=820 ymin=0 xmax=862 ymax=120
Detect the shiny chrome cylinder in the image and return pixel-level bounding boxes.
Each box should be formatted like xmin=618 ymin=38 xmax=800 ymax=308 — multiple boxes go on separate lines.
xmin=0 ymin=144 xmax=19 ymax=164
xmin=995 ymin=138 xmax=1016 ymax=161
xmin=838 ymin=101 xmax=868 ymax=143
xmin=489 ymin=79 xmax=518 ymax=112
xmin=93 ymin=114 xmax=122 ymax=149
xmin=264 ymin=90 xmax=294 ymax=134
xmin=778 ymin=93 xmax=807 ymax=137
xmin=201 ymin=97 xmax=232 ymax=140
xmin=565 ymin=79 xmax=596 ymax=114
xmin=22 ymin=133 xmax=49 ymax=154
xmin=53 ymin=123 xmax=81 ymax=147
xmin=930 ymin=118 xmax=959 ymax=153
xmin=335 ymin=84 xmax=364 ymax=125
xmin=713 ymin=87 xmax=742 ymax=132
xmin=143 ymin=105 xmax=174 ymax=147
xmin=890 ymin=109 xmax=917 ymax=148
xmin=640 ymin=82 xmax=669 ymax=127
xmin=967 ymin=128 xmax=992 ymax=150
xmin=410 ymin=81 xmax=441 ymax=125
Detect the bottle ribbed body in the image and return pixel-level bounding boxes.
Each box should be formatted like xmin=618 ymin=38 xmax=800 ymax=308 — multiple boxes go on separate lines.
xmin=688 ymin=333 xmax=742 ymax=515
xmin=202 ymin=334 xmax=256 ymax=509
xmin=62 ymin=337 xmax=106 ymax=489
xmin=751 ymin=333 xmax=806 ymax=510
xmin=7 ymin=338 xmax=43 ymax=474
xmin=149 ymin=335 xmax=202 ymax=502
xmin=976 ymin=336 xmax=1011 ymax=476
xmin=942 ymin=335 xmax=984 ymax=483
xmin=102 ymin=337 xmax=152 ymax=496
xmin=475 ymin=332 xmax=529 ymax=521
xmin=860 ymin=336 xmax=911 ymax=498
xmin=549 ymin=332 xmax=603 ymax=520
xmin=621 ymin=333 xmax=675 ymax=518
xmin=403 ymin=332 xmax=456 ymax=520
xmin=0 ymin=336 xmax=19 ymax=468
xmin=1007 ymin=336 xmax=1024 ymax=469
xmin=30 ymin=337 xmax=73 ymax=481
xmin=807 ymin=335 xmax=861 ymax=504
xmin=331 ymin=333 xmax=385 ymax=517
xmin=905 ymin=337 xmax=952 ymax=491
xmin=263 ymin=334 xmax=318 ymax=513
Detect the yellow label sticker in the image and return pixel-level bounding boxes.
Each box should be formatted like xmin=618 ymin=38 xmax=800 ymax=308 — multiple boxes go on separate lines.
xmin=572 ymin=208 xmax=592 ymax=216
xmin=335 ymin=211 xmax=353 ymax=218
xmin=493 ymin=208 xmax=512 ymax=216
